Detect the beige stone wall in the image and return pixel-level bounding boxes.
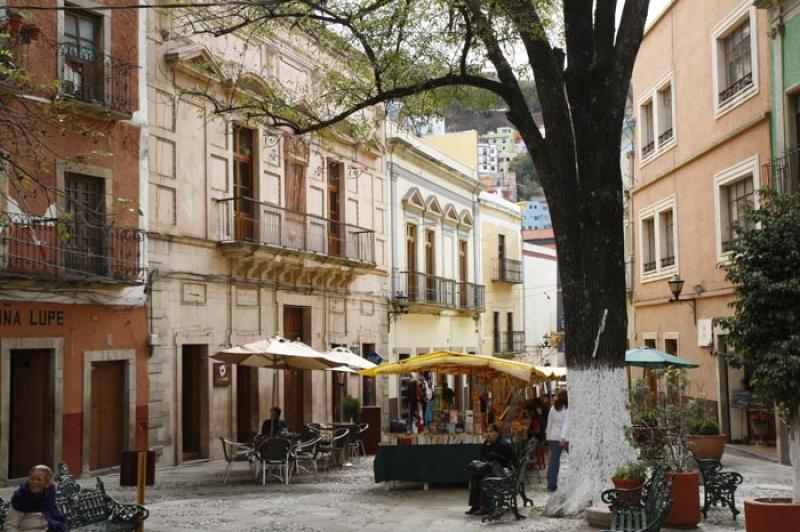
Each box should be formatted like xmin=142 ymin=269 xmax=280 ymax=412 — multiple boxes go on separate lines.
xmin=631 ymin=0 xmax=771 ymax=418
xmin=146 ymin=17 xmax=389 ymax=465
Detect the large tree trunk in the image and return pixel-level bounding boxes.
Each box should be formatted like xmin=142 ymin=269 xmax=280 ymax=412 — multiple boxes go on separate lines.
xmin=541 ymin=147 xmax=637 ymax=516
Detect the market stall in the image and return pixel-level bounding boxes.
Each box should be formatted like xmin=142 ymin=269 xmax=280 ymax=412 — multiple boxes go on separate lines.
xmin=360 ymin=351 xmax=550 ymax=487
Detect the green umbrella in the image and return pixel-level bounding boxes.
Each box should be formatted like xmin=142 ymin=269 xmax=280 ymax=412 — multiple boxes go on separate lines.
xmin=625 ymin=347 xmax=699 ymax=369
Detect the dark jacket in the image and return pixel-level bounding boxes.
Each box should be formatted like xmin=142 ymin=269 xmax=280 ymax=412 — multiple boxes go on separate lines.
xmin=261 ymin=418 xmax=288 ymax=435
xmin=480 ymin=437 xmax=518 ymax=469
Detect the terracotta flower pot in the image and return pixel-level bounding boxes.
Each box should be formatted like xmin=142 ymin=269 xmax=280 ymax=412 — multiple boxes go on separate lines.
xmin=744 ymin=498 xmax=800 ymax=532
xmin=611 ymin=476 xmax=644 ymax=505
xmin=6 ymin=16 xmax=23 ymax=33
xmin=665 ymin=471 xmax=701 ymax=527
xmin=687 ymin=434 xmax=727 ymax=460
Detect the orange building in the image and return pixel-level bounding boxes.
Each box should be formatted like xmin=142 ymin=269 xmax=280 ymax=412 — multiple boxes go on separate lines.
xmin=0 ymin=1 xmax=147 ymax=481
xmin=631 ymin=0 xmax=773 ymax=447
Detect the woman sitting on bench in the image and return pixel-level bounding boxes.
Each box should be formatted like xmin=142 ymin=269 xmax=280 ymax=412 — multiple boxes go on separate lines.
xmin=6 ymin=464 xmax=66 ymax=532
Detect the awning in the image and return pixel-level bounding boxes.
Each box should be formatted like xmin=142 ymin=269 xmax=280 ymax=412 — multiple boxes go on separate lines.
xmin=359 ymin=351 xmax=543 ymax=383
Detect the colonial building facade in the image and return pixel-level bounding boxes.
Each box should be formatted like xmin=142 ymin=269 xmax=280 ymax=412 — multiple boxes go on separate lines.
xmin=478 ymin=192 xmax=524 ymax=358
xmin=0 ymin=0 xmax=147 ymax=481
xmin=632 ymin=0 xmax=771 ymax=445
xmin=385 ymin=123 xmax=483 ymax=419
xmin=145 ymin=17 xmax=389 ymax=465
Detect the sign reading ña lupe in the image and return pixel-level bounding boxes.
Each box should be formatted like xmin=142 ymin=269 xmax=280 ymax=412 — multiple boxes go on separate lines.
xmin=0 ymin=307 xmax=65 ymax=327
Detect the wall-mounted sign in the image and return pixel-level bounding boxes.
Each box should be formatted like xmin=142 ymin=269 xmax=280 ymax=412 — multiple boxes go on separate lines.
xmin=213 ymin=363 xmax=231 ymax=387
xmin=732 ymin=389 xmax=751 ymax=409
xmin=0 ymin=308 xmax=65 ymax=327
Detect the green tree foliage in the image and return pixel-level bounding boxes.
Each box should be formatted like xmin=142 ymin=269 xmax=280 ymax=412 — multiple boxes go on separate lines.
xmin=718 ymin=192 xmax=800 ymax=417
xmin=509 ymin=151 xmax=541 ymax=198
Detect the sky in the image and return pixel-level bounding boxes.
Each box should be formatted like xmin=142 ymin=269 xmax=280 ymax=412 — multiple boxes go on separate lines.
xmin=616 ymin=0 xmax=672 ymax=27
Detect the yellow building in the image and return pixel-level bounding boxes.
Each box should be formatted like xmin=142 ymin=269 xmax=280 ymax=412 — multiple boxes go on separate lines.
xmin=479 ymin=193 xmax=525 ymax=357
xmin=422 ymin=130 xmax=479 ymax=171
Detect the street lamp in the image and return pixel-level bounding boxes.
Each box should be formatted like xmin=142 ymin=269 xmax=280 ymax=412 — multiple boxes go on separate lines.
xmin=388 ymin=291 xmax=409 ymax=329
xmin=667 ymin=274 xmax=696 ymax=322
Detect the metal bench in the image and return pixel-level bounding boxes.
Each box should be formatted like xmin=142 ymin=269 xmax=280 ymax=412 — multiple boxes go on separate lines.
xmin=56 ymin=462 xmax=149 ymax=532
xmin=600 ymin=467 xmax=672 ymax=532
xmin=479 ymin=441 xmax=536 ymax=522
xmin=696 ymin=458 xmax=743 ymax=520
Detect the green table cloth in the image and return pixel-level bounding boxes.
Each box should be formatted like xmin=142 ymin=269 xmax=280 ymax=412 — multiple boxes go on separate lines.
xmin=374 ymin=444 xmax=483 ymax=484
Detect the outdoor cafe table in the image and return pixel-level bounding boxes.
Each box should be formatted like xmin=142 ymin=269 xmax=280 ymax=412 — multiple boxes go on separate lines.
xmin=374 ymin=443 xmax=483 ymax=489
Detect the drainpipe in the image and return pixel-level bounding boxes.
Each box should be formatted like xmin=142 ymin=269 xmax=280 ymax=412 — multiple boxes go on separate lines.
xmin=473 ymin=192 xmax=482 ymax=354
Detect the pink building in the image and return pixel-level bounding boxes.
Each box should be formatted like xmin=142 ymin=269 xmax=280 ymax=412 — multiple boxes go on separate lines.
xmin=631 ymin=1 xmax=775 ymax=451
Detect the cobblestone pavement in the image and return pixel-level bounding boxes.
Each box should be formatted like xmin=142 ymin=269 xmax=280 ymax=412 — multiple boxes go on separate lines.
xmin=1 ymin=448 xmax=791 ymax=531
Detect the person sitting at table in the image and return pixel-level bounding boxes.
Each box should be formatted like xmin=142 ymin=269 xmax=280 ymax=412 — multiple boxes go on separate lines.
xmin=260 ymin=407 xmax=288 ymax=436
xmin=465 ymin=424 xmax=518 ymax=516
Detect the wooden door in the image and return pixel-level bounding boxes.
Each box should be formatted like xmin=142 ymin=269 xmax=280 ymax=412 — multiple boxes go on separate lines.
xmin=425 ymin=229 xmax=435 ymax=302
xmin=283 ymin=306 xmax=306 ymax=432
xmin=182 ymin=345 xmax=205 ymax=459
xmin=65 ymin=173 xmax=106 ymax=275
xmin=237 ymin=366 xmax=254 ymax=442
xmin=406 ymin=223 xmax=417 ymax=298
xmin=90 ymin=361 xmax=125 ymax=470
xmin=493 ymin=312 xmax=501 ymax=353
xmin=361 ymin=343 xmax=376 ymax=407
xmin=233 ymin=126 xmax=256 ymax=241
xmin=9 ymin=349 xmax=51 ymax=478
xmin=327 ymin=160 xmax=344 ymax=257
xmin=459 ymin=240 xmax=468 ymax=307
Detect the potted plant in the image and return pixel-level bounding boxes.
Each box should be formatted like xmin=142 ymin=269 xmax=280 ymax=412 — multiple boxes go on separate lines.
xmin=628 ymin=378 xmax=666 ymax=459
xmin=342 ymin=394 xmax=362 ymax=423
xmin=628 ymin=368 xmax=701 ymax=527
xmin=717 ymin=191 xmax=800 ymax=531
xmin=611 ymin=461 xmax=648 ymax=506
xmin=686 ymin=397 xmax=726 ymax=460
xmin=4 ymin=11 xmax=24 ymax=33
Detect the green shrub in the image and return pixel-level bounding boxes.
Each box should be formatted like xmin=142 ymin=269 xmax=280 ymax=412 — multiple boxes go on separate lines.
xmin=613 ymin=461 xmax=648 ymax=481
xmin=688 ymin=418 xmax=720 ymax=436
xmin=343 ymin=395 xmax=362 ymax=423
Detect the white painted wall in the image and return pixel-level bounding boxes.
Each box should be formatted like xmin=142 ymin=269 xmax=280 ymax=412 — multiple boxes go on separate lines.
xmin=523 ymin=243 xmax=558 ymax=352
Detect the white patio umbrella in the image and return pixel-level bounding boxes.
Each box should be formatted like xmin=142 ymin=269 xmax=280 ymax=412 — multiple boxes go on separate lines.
xmin=323 ymin=346 xmax=377 ymax=370
xmin=212 ymin=336 xmax=341 ymax=434
xmin=212 ymin=336 xmax=340 ymax=370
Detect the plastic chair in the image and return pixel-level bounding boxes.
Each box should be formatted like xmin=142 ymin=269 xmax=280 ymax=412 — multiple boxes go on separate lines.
xmin=219 ymin=437 xmax=253 ymax=484
xmin=254 ymin=437 xmax=292 ymax=485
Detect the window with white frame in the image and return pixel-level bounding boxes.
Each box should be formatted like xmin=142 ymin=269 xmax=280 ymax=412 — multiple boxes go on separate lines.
xmin=657 ymin=84 xmax=673 ymax=144
xmin=712 ymin=3 xmax=758 ymax=114
xmin=714 ymin=156 xmax=759 ymax=259
xmin=641 ymin=100 xmax=655 ymax=158
xmin=639 ymin=73 xmax=676 ymax=162
xmin=638 ymin=196 xmax=678 ymax=279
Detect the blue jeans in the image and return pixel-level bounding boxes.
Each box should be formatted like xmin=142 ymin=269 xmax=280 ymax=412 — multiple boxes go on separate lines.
xmin=547 ymin=440 xmax=569 ymax=490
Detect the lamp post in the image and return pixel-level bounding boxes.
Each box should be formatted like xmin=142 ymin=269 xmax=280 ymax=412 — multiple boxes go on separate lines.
xmin=388 ymin=291 xmax=409 ymax=330
xmin=667 ymin=274 xmax=696 ymax=322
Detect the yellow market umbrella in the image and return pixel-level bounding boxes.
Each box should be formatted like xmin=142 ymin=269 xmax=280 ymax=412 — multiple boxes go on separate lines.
xmin=359 ymin=350 xmax=542 ymax=383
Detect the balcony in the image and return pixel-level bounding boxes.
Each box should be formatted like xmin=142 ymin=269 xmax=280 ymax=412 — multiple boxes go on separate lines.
xmin=393 ymin=271 xmax=484 ymax=312
xmin=58 ymin=43 xmax=136 ymax=117
xmin=0 ymin=212 xmax=143 ymax=283
xmin=494 ymin=331 xmax=525 ymax=355
xmin=719 ymin=72 xmax=753 ymax=106
xmin=216 ymin=197 xmax=376 ymax=266
xmin=762 ymin=148 xmax=800 ymax=196
xmin=491 ymin=257 xmax=523 ymax=283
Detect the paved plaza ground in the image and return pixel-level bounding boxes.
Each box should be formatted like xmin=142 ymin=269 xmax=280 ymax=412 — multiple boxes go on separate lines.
xmin=2 ymin=447 xmax=791 ymax=531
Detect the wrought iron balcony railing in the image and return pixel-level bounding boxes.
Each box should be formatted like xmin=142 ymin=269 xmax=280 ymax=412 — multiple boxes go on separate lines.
xmin=494 ymin=331 xmax=525 ymax=355
xmin=719 ymin=72 xmax=753 ymax=105
xmin=58 ymin=43 xmax=136 ymax=115
xmin=641 ymin=140 xmax=655 ymax=158
xmin=491 ymin=257 xmax=523 ymax=283
xmin=762 ymin=148 xmax=800 ymax=196
xmin=0 ymin=212 xmax=144 ymax=283
xmin=660 ymin=255 xmax=675 ymax=268
xmin=658 ymin=128 xmax=673 ymax=145
xmin=216 ymin=197 xmax=376 ymax=265
xmin=643 ymin=260 xmax=656 ymax=273
xmin=393 ymin=271 xmax=484 ymax=311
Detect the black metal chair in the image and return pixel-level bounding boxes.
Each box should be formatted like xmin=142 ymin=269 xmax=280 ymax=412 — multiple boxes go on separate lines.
xmin=349 ymin=422 xmax=369 ymax=460
xmin=219 ymin=437 xmax=254 ymax=484
xmin=254 ymin=437 xmax=293 ymax=485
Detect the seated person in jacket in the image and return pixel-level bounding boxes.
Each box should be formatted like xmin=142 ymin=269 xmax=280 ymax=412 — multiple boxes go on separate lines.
xmin=260 ymin=407 xmax=289 ymax=436
xmin=6 ymin=464 xmax=66 ymax=532
xmin=466 ymin=423 xmax=518 ymax=515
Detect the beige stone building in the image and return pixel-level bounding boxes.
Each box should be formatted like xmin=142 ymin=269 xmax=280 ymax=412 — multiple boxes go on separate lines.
xmin=631 ymin=0 xmax=771 ymax=443
xmin=385 ymin=123 xmax=483 ymax=420
xmin=478 ymin=192 xmax=525 ymax=358
xmin=145 ymin=19 xmax=389 ymax=465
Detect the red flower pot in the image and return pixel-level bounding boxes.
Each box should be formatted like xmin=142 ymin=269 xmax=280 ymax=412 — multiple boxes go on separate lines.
xmin=611 ymin=476 xmax=644 ymax=505
xmin=745 ymin=498 xmax=800 ymax=532
xmin=665 ymin=471 xmax=701 ymax=527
